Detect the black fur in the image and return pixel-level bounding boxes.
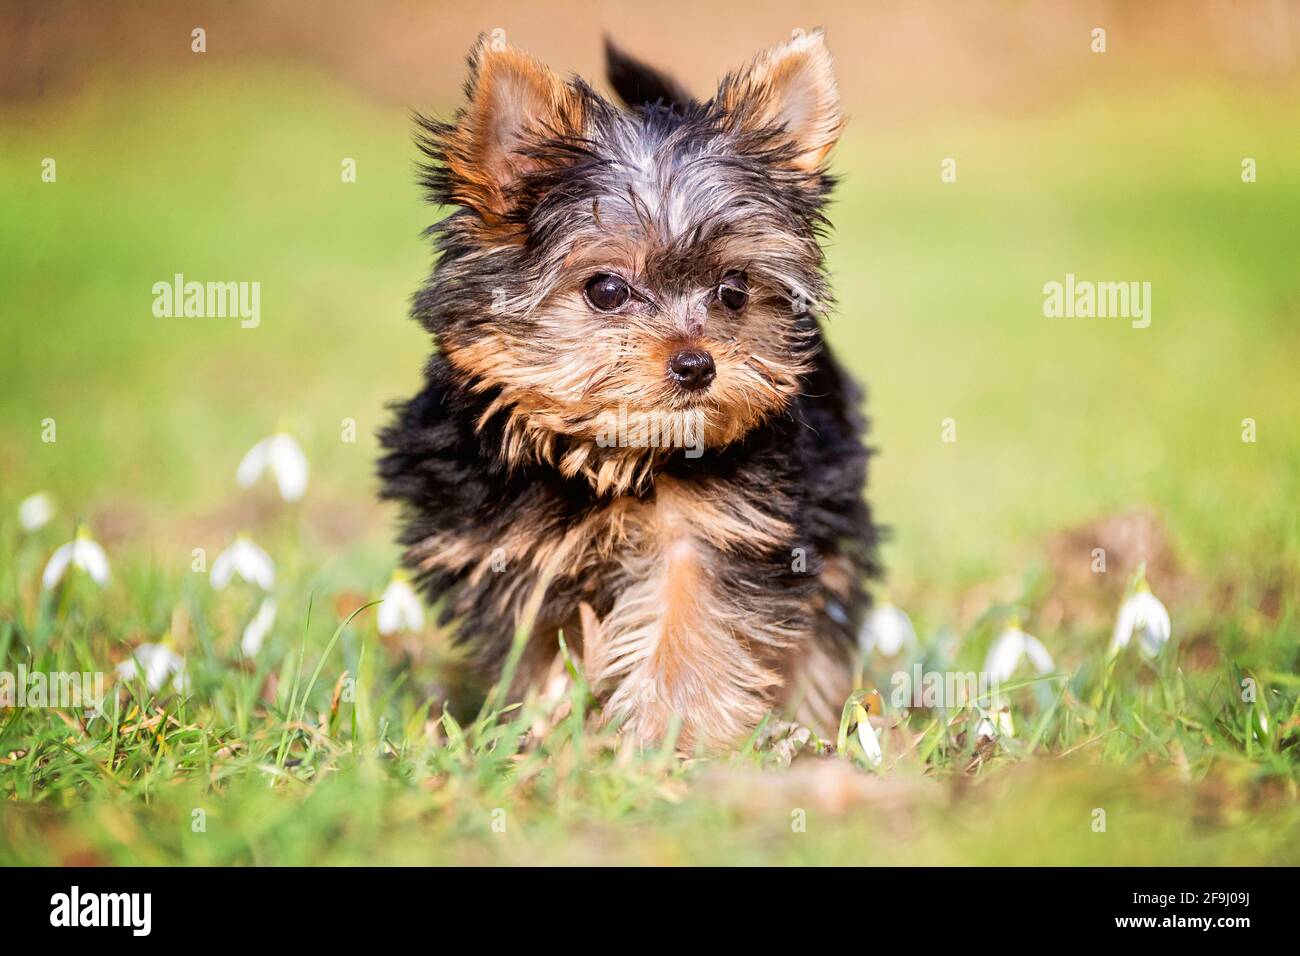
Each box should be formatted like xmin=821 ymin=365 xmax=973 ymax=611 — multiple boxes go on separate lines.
xmin=604 ymin=36 xmax=696 ymax=113
xmin=379 ymin=37 xmax=880 ymax=727
xmin=379 ymin=339 xmax=878 ymax=672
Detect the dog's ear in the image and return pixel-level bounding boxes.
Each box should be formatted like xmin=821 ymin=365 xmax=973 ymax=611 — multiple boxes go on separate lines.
xmin=441 ymin=34 xmax=586 ymax=223
xmin=716 ymin=29 xmax=842 ymax=175
xmin=605 ymin=36 xmax=694 ymax=111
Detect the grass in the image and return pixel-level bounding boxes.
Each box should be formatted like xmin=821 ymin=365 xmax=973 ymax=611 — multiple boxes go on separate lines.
xmin=1 ymin=64 xmax=1298 ymax=865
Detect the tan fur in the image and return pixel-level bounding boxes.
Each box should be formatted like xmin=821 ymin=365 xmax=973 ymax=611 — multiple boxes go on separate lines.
xmin=440 ymin=230 xmax=811 ymax=497
xmin=719 ymin=30 xmax=843 ymax=174
xmin=401 ymin=32 xmax=865 ymax=751
xmin=446 ymin=36 xmax=586 ymax=229
xmin=584 ymin=478 xmax=795 ymax=749
xmin=413 ymin=471 xmax=827 ymax=749
xmin=782 ymin=627 xmax=853 ymax=734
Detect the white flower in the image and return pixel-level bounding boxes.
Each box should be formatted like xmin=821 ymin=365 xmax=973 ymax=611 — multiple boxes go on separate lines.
xmin=853 ymin=703 xmax=883 ymax=768
xmin=241 ymin=597 xmax=277 ymax=656
xmin=42 ymin=526 xmax=110 ymax=589
xmin=210 ymin=534 xmax=275 ymax=590
xmin=236 ymin=431 xmax=309 ymax=502
xmin=858 ymin=602 xmax=916 ymax=656
xmin=1109 ymin=586 xmax=1171 ymax=659
xmin=18 ymin=492 xmax=55 ymax=532
xmin=977 ymin=707 xmax=1016 ymax=739
xmin=116 ymin=643 xmax=188 ymax=693
xmin=377 ymin=572 xmax=424 ymax=635
xmin=984 ymin=624 xmax=1054 ymax=684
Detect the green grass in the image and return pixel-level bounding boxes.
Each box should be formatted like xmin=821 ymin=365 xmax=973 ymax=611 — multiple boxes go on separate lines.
xmin=1 ymin=65 xmax=1298 ymax=865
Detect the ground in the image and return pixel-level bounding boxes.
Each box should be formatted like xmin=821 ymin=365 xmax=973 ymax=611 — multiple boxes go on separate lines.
xmin=0 ymin=64 xmax=1298 ymax=865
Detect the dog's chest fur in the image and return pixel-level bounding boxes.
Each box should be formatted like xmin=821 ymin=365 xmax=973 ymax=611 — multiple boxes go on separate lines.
xmin=380 ymin=344 xmax=877 ymax=747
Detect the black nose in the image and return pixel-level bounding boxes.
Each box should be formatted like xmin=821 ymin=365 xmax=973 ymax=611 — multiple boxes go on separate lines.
xmin=667 ymin=349 xmax=716 ymax=391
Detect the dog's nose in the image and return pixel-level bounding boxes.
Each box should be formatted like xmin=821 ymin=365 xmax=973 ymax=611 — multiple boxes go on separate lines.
xmin=667 ymin=349 xmax=716 ymax=391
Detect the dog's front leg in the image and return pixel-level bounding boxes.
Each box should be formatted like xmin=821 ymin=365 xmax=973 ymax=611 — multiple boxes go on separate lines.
xmin=587 ymin=534 xmax=785 ymax=751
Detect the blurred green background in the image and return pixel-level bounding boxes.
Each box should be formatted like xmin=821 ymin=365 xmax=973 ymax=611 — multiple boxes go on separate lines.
xmin=3 ymin=2 xmax=1298 ymax=594
xmin=1 ymin=1 xmax=1298 ymax=865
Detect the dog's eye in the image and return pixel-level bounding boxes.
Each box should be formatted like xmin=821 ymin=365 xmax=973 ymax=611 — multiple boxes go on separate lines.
xmin=718 ymin=273 xmax=749 ymax=312
xmin=584 ymin=273 xmax=631 ymax=312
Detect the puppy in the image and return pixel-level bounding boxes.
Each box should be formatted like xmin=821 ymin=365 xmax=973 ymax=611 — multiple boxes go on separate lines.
xmin=380 ymin=30 xmax=879 ymax=750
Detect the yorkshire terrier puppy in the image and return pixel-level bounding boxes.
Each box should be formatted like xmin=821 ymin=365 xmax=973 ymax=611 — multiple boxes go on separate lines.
xmin=380 ymin=29 xmax=879 ymax=750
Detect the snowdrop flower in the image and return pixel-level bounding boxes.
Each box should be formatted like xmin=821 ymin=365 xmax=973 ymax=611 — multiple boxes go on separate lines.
xmin=853 ymin=703 xmax=883 ymax=768
xmin=858 ymin=601 xmax=917 ymax=657
xmin=18 ymin=492 xmax=55 ymax=532
xmin=236 ymin=431 xmax=309 ymax=502
xmin=377 ymin=571 xmax=424 ymax=635
xmin=1109 ymin=580 xmax=1171 ymax=659
xmin=210 ymin=534 xmax=275 ymax=591
xmin=116 ymin=642 xmax=188 ymax=693
xmin=976 ymin=707 xmax=1016 ymax=739
xmin=241 ymin=597 xmax=277 ymax=656
xmin=42 ymin=525 xmax=110 ymax=589
xmin=984 ymin=621 xmax=1054 ymax=684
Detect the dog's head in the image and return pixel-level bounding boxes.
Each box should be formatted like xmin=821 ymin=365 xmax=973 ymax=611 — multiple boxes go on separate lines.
xmin=418 ymin=31 xmax=842 ymax=493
